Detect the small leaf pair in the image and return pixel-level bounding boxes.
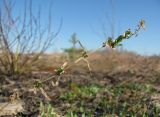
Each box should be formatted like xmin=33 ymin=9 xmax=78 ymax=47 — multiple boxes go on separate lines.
xmin=34 ymin=81 xmax=43 ymax=88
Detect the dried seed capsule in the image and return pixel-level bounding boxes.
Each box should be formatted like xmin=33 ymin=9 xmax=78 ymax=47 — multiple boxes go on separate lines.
xmin=140 ymin=20 xmax=145 ymax=29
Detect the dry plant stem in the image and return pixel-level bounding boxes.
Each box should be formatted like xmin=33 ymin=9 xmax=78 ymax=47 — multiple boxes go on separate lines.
xmin=43 ymin=46 xmax=103 ymax=83
xmin=51 ymin=76 xmax=61 ymax=87
xmin=56 ymin=76 xmax=61 ymax=83
xmin=40 ymin=87 xmax=51 ymax=101
xmin=40 ymin=57 xmax=85 ymax=84
xmin=37 ymin=20 xmax=145 ymax=94
xmin=34 ymin=20 xmax=144 ymax=105
xmin=41 ymin=75 xmax=61 ymax=85
xmin=67 ymin=57 xmax=83 ymax=70
xmin=63 ymin=47 xmax=104 ymax=76
xmin=41 ymin=75 xmax=56 ymax=83
xmin=87 ymin=47 xmax=104 ymax=56
xmin=82 ymin=58 xmax=92 ymax=76
xmin=63 ymin=57 xmax=83 ymax=71
xmin=65 ymin=57 xmax=92 ymax=75
xmin=75 ymin=57 xmax=83 ymax=64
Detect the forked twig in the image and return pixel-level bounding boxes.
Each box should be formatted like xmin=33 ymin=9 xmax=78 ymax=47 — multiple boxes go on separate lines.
xmin=82 ymin=58 xmax=92 ymax=76
xmin=39 ymin=87 xmax=51 ymax=101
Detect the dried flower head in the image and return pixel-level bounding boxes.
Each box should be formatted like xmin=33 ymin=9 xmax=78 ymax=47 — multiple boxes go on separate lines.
xmin=140 ymin=20 xmax=145 ymax=29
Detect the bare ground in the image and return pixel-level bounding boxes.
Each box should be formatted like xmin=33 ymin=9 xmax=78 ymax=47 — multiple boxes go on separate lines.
xmin=0 ymin=51 xmax=160 ymax=116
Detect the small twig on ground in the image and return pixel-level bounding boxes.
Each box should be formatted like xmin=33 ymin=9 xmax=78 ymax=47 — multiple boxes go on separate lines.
xmin=40 ymin=87 xmax=51 ymax=101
